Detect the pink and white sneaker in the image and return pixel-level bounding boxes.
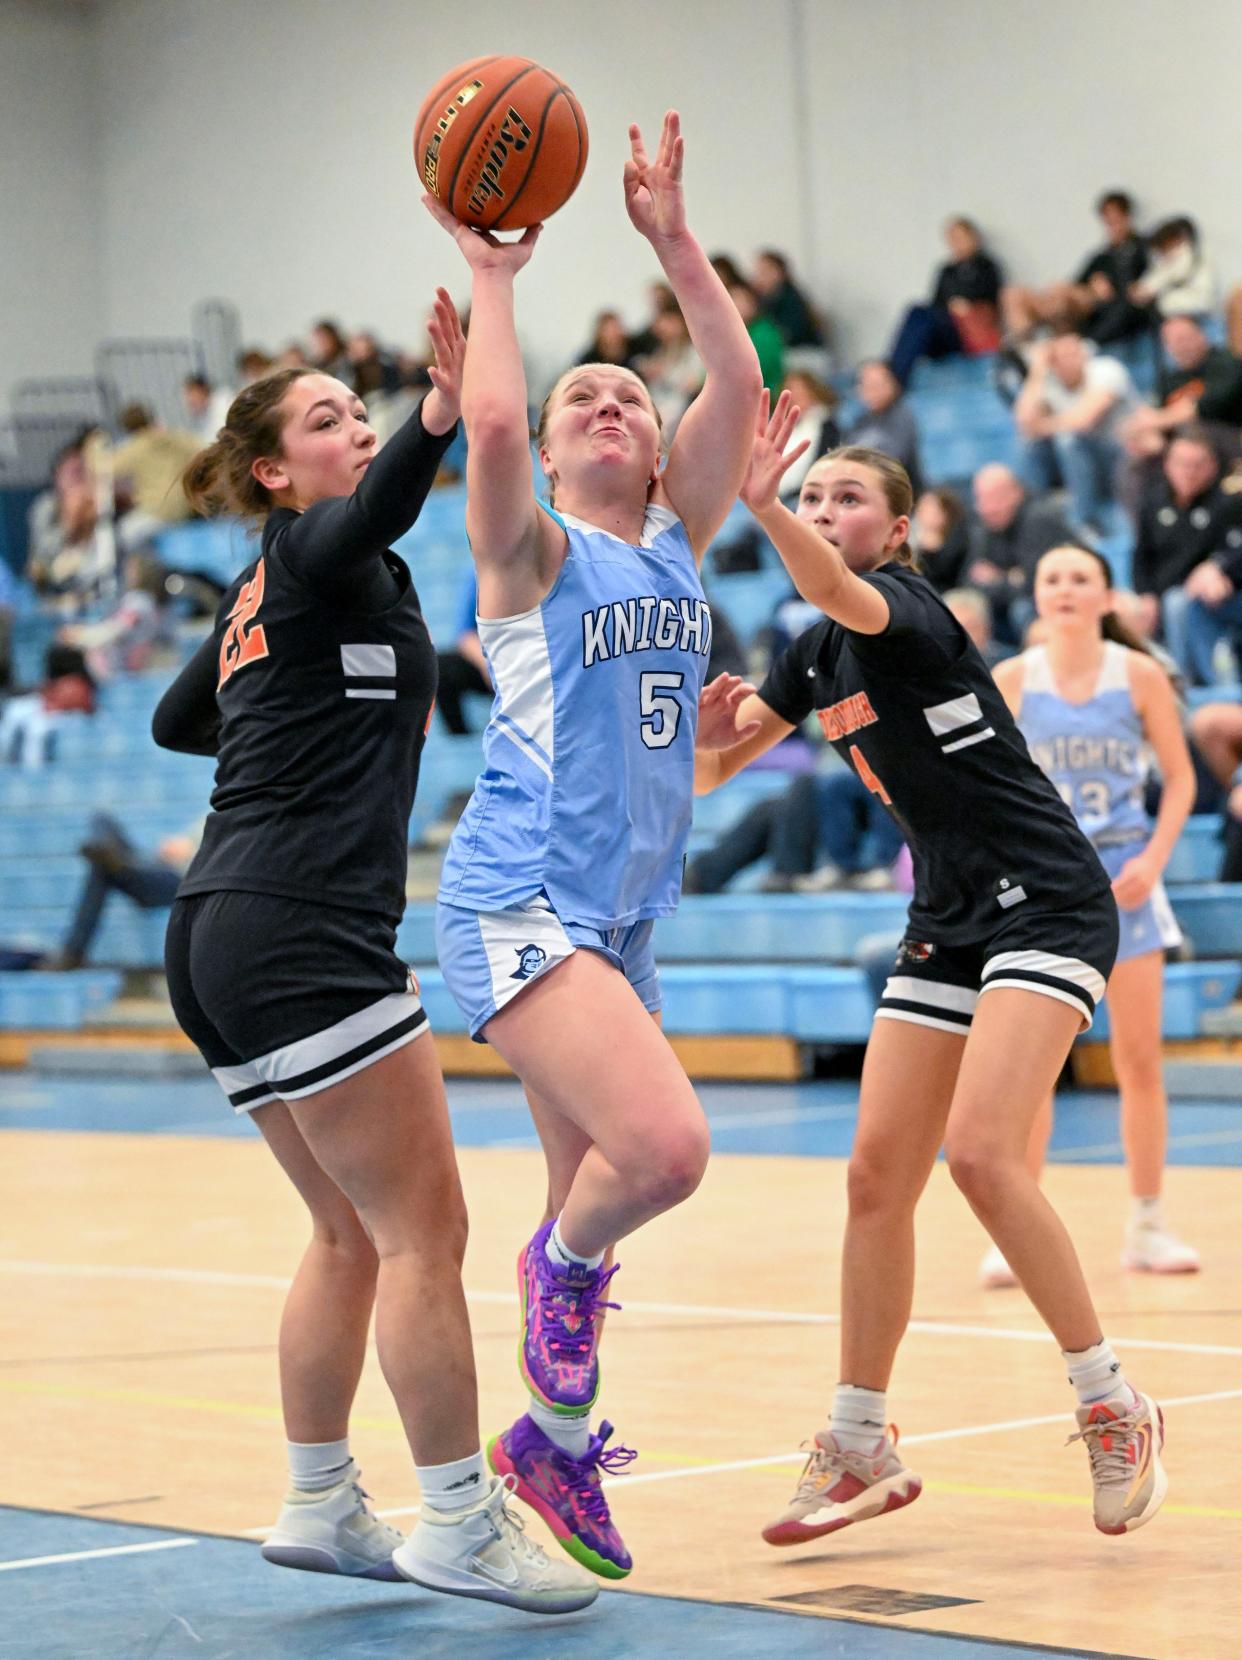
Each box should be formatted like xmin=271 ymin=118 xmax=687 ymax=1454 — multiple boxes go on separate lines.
xmin=762 ymin=1427 xmax=922 ymax=1547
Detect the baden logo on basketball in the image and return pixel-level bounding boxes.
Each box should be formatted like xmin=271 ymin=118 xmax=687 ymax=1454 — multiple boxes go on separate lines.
xmin=465 ymin=108 xmax=533 ymax=216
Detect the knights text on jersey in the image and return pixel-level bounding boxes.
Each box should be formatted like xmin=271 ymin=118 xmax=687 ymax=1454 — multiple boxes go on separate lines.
xmin=176 ymin=528 xmax=437 ymax=923
xmin=758 ymin=564 xmax=1111 ymax=943
xmin=438 ymin=503 xmax=711 ymax=928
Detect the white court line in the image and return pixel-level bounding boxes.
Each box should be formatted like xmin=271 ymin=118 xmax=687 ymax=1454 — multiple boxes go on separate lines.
xmin=598 ymin=1385 xmax=1242 ymax=1492
xmin=0 ymin=1538 xmax=195 ymax=1573
xmin=240 ymin=1385 xmax=1242 ymax=1530
xmin=1049 ymin=1126 xmax=1242 ymax=1161
xmin=3 ymin=1259 xmax=1242 ymax=1359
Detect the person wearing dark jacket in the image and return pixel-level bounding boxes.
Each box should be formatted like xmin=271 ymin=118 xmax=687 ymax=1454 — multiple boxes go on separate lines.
xmin=888 ymin=218 xmax=1003 ymax=386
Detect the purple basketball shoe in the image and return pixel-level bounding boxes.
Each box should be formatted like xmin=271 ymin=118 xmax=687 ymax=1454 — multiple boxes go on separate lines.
xmin=488 ymin=1412 xmax=636 ymax=1579
xmin=518 ymin=1220 xmax=619 ymax=1413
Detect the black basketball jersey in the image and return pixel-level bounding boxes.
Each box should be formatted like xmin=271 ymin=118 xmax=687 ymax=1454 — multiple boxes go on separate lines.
xmin=154 ymin=400 xmax=453 ymax=924
xmin=758 ymin=563 xmax=1111 ymax=944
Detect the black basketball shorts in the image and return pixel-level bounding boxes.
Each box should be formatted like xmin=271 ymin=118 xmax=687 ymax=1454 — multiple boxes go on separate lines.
xmin=875 ymin=886 xmax=1119 ymax=1037
xmin=165 ymin=891 xmax=428 ymax=1114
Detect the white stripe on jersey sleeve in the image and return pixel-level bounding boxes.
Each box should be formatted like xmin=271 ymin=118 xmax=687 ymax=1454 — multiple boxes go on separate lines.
xmin=942 ymin=726 xmax=996 ymax=754
xmin=922 ymin=692 xmax=984 ymax=736
xmin=479 ymin=606 xmax=556 ymax=766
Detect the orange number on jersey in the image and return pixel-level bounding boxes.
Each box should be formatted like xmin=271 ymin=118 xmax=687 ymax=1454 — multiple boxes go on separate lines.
xmin=218 ymin=560 xmax=270 ymax=688
xmin=849 ymin=743 xmax=891 ymax=805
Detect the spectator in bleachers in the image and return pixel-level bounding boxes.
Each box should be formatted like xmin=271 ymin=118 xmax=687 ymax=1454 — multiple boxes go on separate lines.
xmin=181 ymin=374 xmax=232 ymax=442
xmin=26 ymin=436 xmax=111 ymax=614
xmin=1122 ymin=317 xmax=1242 ymax=462
xmin=751 ymin=248 xmax=825 ymax=360
xmin=964 ymin=463 xmax=1077 ymax=641
xmin=842 ymin=361 xmax=923 ymax=496
xmin=910 ymin=486 xmax=969 ymax=591
xmin=631 ymin=301 xmax=703 ymax=435
xmin=1002 ymin=190 xmax=1150 ymax=347
xmin=1131 ymin=216 xmax=1217 ymax=321
xmin=40 ymin=812 xmax=200 ymax=971
xmin=56 ymin=551 xmax=173 ymax=679
xmin=0 ymin=556 xmax=14 ymax=690
xmin=236 ymin=347 xmax=274 ymax=385
xmin=625 ymin=279 xmax=677 ymax=361
xmin=776 ymin=369 xmax=841 ymax=499
xmin=109 ymin=404 xmax=202 ymax=552
xmin=346 ymin=330 xmax=402 ymax=398
xmin=1188 ymin=699 xmax=1242 ymax=880
xmin=943 ymin=586 xmax=1008 ymax=669
xmin=728 ymin=279 xmax=785 ymax=398
xmin=307 ymin=317 xmax=351 ymax=380
xmin=888 ymin=217 xmax=1004 ymax=386
xmin=574 ymin=309 xmax=636 ymax=370
xmin=0 ymin=642 xmax=95 ymax=768
xmin=1131 ymin=427 xmax=1242 ymax=652
xmin=682 ymin=765 xmax=905 ymax=895
xmin=709 ymin=253 xmax=745 ymax=289
xmin=435 ymin=572 xmax=491 ymax=736
xmin=1013 ymin=332 xmax=1139 ymax=534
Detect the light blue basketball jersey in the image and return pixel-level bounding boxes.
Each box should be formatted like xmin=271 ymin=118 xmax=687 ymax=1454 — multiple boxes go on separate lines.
xmin=438 ymin=502 xmax=713 ymax=928
xmin=1018 ymin=641 xmax=1150 ymax=849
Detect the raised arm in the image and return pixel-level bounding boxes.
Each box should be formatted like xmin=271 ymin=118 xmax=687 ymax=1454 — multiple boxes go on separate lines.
xmin=283 ymin=290 xmax=464 ymax=591
xmin=423 ymin=196 xmax=551 ymax=601
xmin=741 ymin=392 xmax=892 ymax=635
xmin=631 ymin=113 xmax=763 ymax=554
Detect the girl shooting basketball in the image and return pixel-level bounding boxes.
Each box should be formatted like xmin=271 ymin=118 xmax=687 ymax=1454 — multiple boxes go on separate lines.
xmin=424 ymin=110 xmax=762 ymax=1578
xmin=698 ymin=396 xmax=1168 ymax=1544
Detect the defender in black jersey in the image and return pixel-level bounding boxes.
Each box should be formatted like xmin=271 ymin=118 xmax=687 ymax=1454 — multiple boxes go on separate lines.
xmin=151 ymin=299 xmax=595 ymax=1616
xmin=700 ymin=401 xmax=1167 ymax=1544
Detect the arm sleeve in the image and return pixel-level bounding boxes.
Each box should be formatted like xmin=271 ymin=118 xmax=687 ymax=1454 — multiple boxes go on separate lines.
xmin=756 ymin=628 xmax=823 ymax=726
xmin=151 ymin=632 xmax=221 ymax=756
xmin=276 ymin=397 xmax=457 ymax=596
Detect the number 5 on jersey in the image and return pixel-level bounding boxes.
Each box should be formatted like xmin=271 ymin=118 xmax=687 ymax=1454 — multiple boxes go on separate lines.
xmin=640 ymin=670 xmax=684 ymax=749
xmin=218 ymin=560 xmax=270 ymax=688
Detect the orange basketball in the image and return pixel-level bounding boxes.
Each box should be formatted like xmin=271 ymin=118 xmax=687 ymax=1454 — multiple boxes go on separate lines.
xmin=413 ymin=55 xmax=588 ymax=232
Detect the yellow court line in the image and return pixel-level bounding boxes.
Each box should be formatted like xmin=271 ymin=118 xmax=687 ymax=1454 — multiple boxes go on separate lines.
xmin=0 ymin=1376 xmax=401 ymax=1433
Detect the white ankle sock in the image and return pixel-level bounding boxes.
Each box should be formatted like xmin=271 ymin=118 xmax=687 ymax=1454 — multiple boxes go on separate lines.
xmin=546 ymin=1217 xmax=604 ymax=1272
xmin=828 ymin=1384 xmax=888 ymax=1453
xmin=1130 ymin=1195 xmax=1163 ymax=1228
xmin=1064 ymin=1338 xmax=1133 ymax=1407
xmin=528 ymin=1396 xmax=593 ymax=1459
xmin=287 ymin=1438 xmax=354 ymax=1494
xmin=416 ymin=1450 xmax=488 ymax=1514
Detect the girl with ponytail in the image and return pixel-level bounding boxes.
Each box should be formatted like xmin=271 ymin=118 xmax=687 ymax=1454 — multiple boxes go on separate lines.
xmin=987 ymin=544 xmax=1200 ymax=1284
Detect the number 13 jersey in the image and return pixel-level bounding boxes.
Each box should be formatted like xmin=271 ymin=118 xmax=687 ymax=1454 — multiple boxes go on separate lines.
xmin=438 ymin=503 xmax=712 ymax=928
xmin=758 ymin=563 xmax=1110 ymax=944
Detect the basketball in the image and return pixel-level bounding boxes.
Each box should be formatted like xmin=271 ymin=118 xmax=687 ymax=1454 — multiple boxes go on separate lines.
xmin=413 ymin=55 xmax=588 ymax=232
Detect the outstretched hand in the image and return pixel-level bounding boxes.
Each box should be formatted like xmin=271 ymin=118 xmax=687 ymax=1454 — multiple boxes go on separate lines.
xmin=739 ymin=389 xmax=810 ymax=514
xmin=623 ymin=110 xmax=687 ymax=245
xmin=422 ymin=193 xmax=542 ymax=276
xmin=696 ymin=673 xmax=761 ymax=751
xmin=422 ymin=288 xmax=466 ymax=432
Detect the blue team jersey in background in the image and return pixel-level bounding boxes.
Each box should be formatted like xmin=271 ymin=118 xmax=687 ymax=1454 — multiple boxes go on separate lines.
xmin=438 ymin=503 xmax=712 ymax=928
xmin=1018 ymin=641 xmax=1151 ymax=849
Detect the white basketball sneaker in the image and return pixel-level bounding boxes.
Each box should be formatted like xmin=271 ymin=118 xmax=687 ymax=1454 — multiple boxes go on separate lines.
xmin=978 ymin=1243 xmax=1019 ymax=1289
xmin=261 ymin=1466 xmax=404 ymax=1579
xmin=1122 ymin=1218 xmax=1200 ymax=1274
xmin=393 ymin=1475 xmax=598 ymax=1614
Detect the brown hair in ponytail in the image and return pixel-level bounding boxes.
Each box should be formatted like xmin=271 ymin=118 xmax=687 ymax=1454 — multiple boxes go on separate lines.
xmin=181 ymin=368 xmax=313 ymax=520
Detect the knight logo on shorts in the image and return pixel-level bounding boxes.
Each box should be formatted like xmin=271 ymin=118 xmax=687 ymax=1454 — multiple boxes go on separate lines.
xmin=511 ymin=943 xmax=548 ymax=982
